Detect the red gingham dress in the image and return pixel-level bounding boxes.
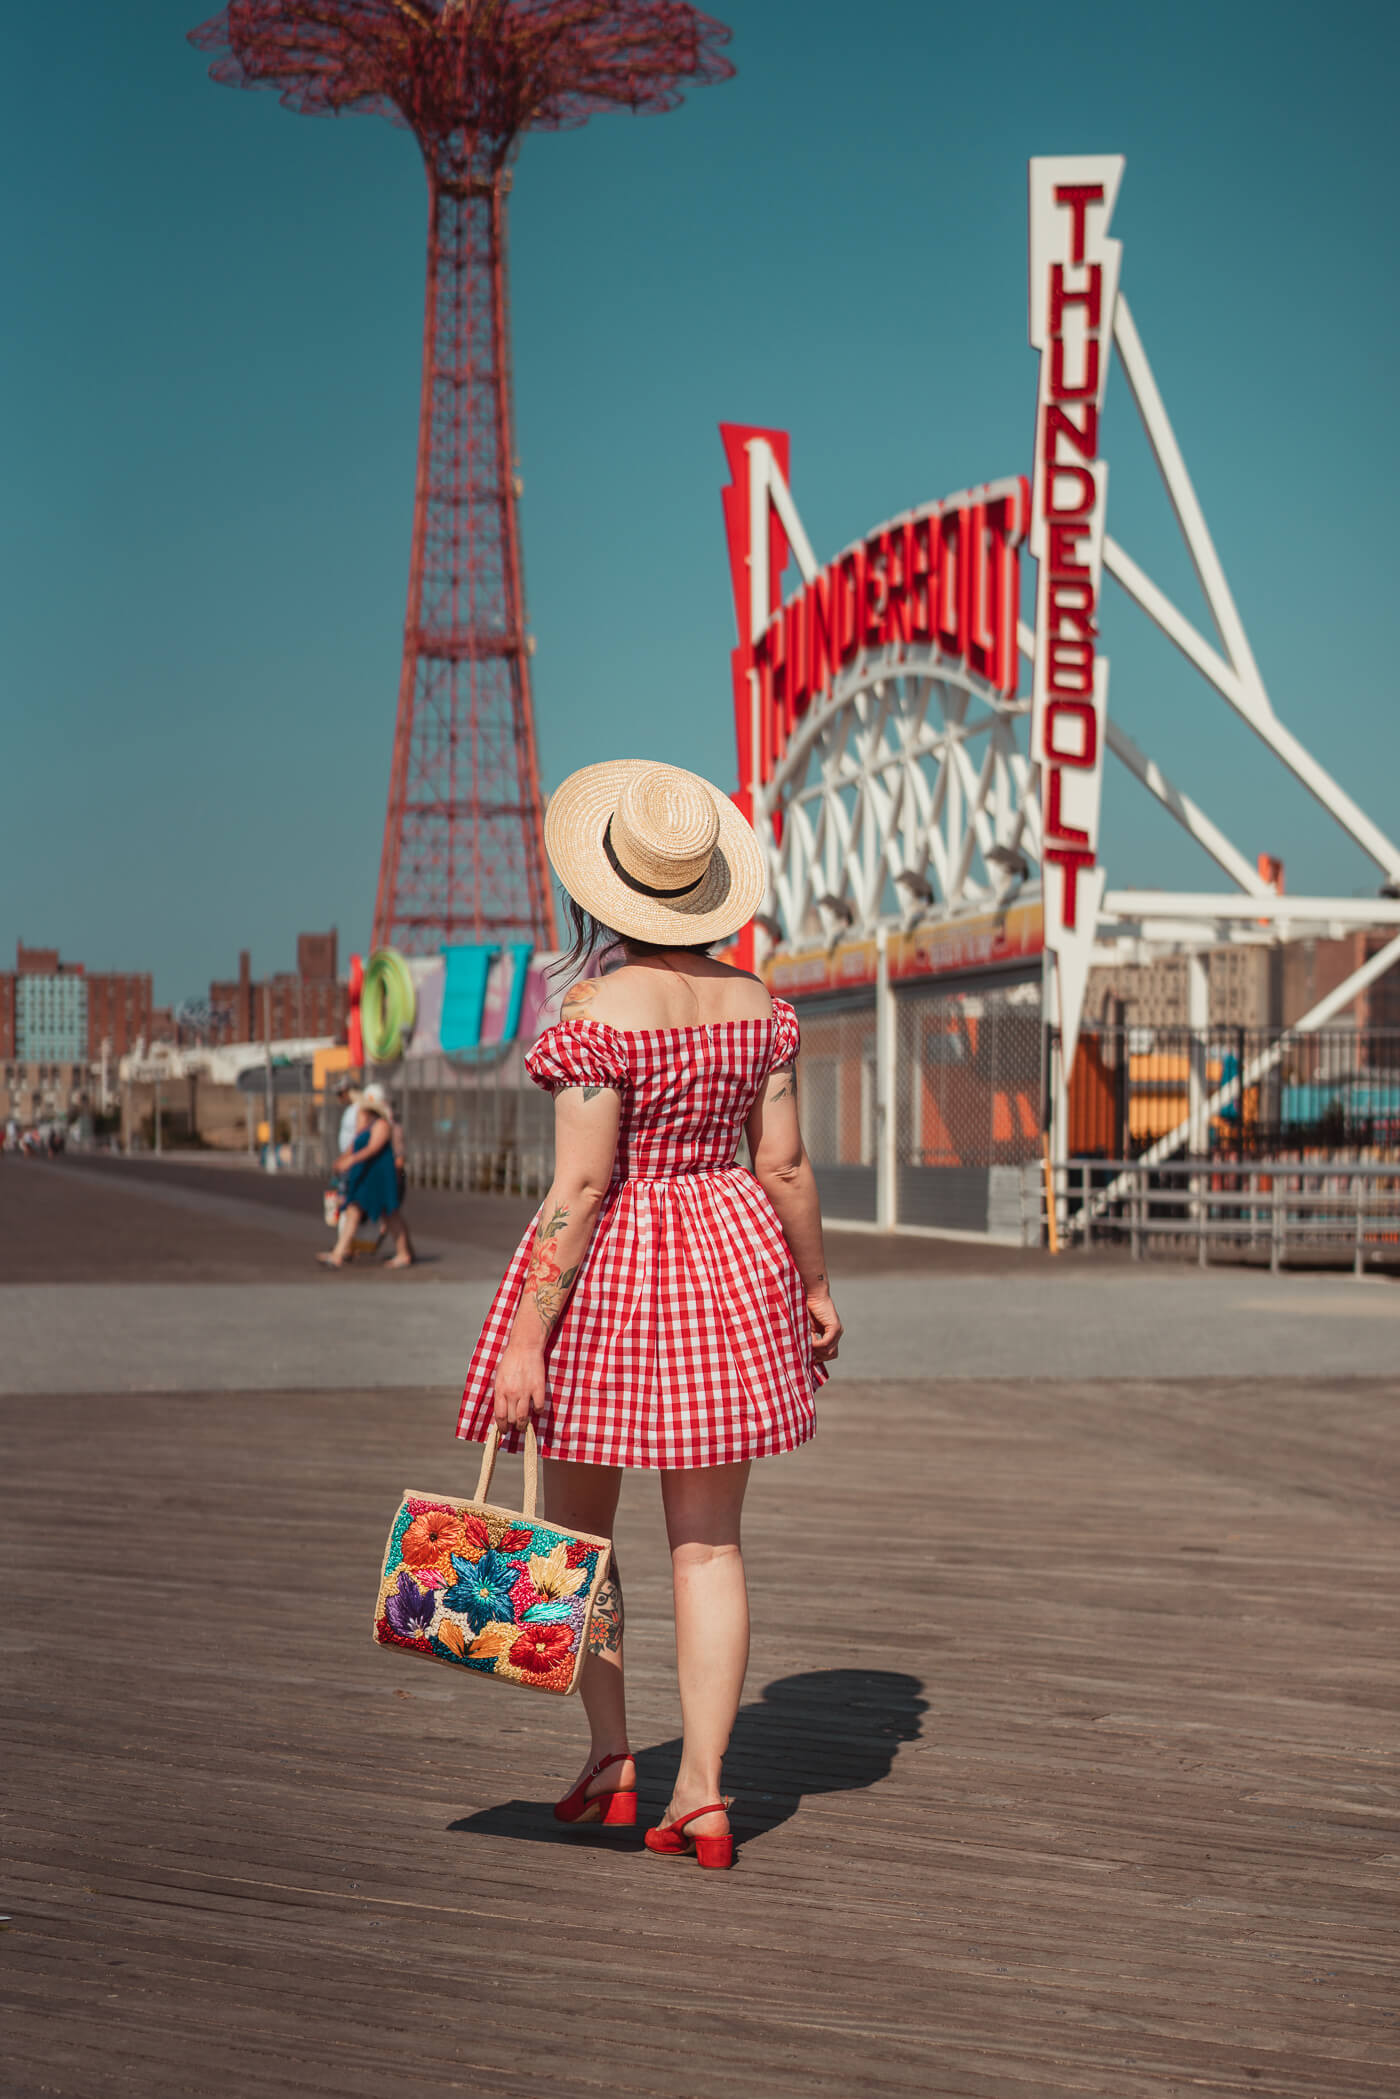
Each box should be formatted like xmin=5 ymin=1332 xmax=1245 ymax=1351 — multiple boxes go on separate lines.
xmin=456 ymin=998 xmax=825 ymax=1469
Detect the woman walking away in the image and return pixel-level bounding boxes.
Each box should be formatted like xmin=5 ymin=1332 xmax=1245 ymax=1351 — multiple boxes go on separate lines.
xmin=320 ymin=1085 xmax=415 ymax=1270
xmin=458 ymin=761 xmax=841 ymax=1869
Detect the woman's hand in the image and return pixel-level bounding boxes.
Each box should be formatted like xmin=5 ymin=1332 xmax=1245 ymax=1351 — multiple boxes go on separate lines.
xmin=806 ymin=1285 xmax=843 ymax=1364
xmin=493 ymin=1340 xmax=547 ymax=1431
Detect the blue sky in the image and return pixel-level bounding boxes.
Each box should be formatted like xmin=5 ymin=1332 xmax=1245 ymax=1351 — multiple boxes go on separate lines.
xmin=3 ymin=1 xmax=1397 ymax=1001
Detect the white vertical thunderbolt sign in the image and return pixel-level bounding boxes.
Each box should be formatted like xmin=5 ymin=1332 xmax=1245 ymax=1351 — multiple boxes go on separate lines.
xmin=1028 ymin=156 xmax=1123 ymax=1083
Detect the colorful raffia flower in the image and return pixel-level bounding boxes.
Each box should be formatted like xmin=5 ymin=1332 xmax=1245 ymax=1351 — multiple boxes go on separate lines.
xmin=376 ymin=1611 xmax=433 ymax=1655
xmin=469 ymin=1622 xmax=519 ymax=1663
xmin=498 ymin=1527 xmax=533 ymax=1553
xmin=509 ymin=1568 xmax=543 ymax=1617
xmin=414 ymin=1567 xmax=447 ymax=1591
xmin=564 ymin=1541 xmax=596 ymax=1570
xmin=435 ymin=1622 xmax=467 ymax=1658
xmin=522 ymin=1598 xmax=575 ymax=1625
xmin=443 ymin=1548 xmax=524 ymax=1632
xmin=509 ymin=1623 xmax=573 ymax=1674
xmin=384 ymin=1571 xmax=437 ymax=1641
xmin=400 ymin=1508 xmax=467 ymax=1570
xmin=528 ymin=1543 xmax=587 ymax=1602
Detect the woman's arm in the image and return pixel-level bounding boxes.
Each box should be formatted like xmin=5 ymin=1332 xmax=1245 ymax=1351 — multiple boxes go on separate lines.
xmin=334 ymin=1120 xmax=390 ymax=1174
xmin=744 ymin=1058 xmax=842 ymax=1363
xmin=492 ymin=1082 xmax=623 ymax=1430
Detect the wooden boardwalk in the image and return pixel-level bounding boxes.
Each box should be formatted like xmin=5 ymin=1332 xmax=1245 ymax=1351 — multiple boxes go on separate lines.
xmin=3 ymin=1359 xmax=1397 ymax=2097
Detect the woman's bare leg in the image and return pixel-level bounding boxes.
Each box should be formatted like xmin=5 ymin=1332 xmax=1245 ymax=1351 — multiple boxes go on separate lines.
xmin=320 ymin=1203 xmax=363 ymax=1265
xmin=658 ymin=1461 xmax=751 ymax=1838
xmin=543 ymin=1459 xmax=631 ymax=1799
xmin=384 ymin=1209 xmax=415 ymax=1266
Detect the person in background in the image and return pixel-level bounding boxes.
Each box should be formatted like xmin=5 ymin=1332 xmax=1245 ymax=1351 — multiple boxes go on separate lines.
xmin=319 ymin=1084 xmax=415 ymax=1270
xmin=335 ymin=1076 xmax=362 ymax=1155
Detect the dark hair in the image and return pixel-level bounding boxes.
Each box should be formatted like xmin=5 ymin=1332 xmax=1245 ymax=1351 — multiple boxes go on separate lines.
xmin=550 ymin=896 xmax=714 ymax=986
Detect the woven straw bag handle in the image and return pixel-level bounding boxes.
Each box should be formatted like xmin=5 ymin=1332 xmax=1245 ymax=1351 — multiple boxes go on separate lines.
xmin=472 ymin=1421 xmax=540 ymax=1519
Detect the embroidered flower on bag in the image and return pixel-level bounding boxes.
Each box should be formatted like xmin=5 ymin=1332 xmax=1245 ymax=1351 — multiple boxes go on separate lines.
xmin=527 ymin=1543 xmax=587 ymax=1602
xmin=384 ymin=1569 xmax=437 ymax=1641
xmin=468 ymin=1622 xmax=519 ymax=1664
xmin=442 ymin=1548 xmax=525 ymax=1632
xmin=400 ymin=1509 xmax=467 ymax=1570
xmin=509 ymin=1623 xmax=573 ymax=1674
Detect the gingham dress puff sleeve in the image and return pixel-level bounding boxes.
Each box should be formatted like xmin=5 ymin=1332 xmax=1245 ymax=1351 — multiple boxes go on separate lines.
xmin=769 ymin=998 xmax=800 ymax=1071
xmin=458 ymin=998 xmax=823 ymax=1471
xmin=524 ymin=1020 xmax=630 ymax=1095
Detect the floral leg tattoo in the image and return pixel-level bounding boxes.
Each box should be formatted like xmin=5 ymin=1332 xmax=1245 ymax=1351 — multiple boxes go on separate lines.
xmin=524 ymin=1203 xmax=580 ymax=1334
xmin=587 ymin=1569 xmax=624 ymax=1659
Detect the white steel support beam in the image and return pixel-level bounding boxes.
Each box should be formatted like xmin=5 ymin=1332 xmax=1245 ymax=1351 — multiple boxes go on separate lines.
xmin=1110 ymin=295 xmax=1400 ymax=883
xmin=1104 ymin=892 xmax=1400 ymax=927
xmin=1104 ymin=720 xmax=1271 ymax=898
xmin=1019 ymin=616 xmax=1272 ymax=902
xmin=1111 ymin=296 xmax=1267 ymax=701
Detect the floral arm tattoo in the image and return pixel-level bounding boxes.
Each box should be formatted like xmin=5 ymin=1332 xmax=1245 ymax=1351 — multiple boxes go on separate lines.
xmin=523 ymin=1202 xmax=580 ymax=1334
xmin=586 ymin=1570 xmax=624 ymax=1658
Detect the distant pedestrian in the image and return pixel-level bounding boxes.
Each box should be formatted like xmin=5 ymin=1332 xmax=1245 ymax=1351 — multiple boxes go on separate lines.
xmin=334 ymin=1076 xmax=361 ymax=1155
xmin=319 ymin=1084 xmax=415 ymax=1269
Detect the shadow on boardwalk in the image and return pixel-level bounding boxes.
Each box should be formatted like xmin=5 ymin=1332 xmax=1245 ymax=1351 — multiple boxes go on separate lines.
xmin=450 ymin=1668 xmax=927 ymax=1845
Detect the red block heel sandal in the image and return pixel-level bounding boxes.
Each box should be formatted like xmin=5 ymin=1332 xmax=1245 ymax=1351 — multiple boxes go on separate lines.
xmin=553 ymin=1751 xmax=637 ymax=1829
xmin=643 ymin=1800 xmax=734 ymax=1870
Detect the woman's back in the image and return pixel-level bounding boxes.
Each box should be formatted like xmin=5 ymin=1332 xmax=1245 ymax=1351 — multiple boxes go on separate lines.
xmin=567 ymin=952 xmax=773 ymax=1033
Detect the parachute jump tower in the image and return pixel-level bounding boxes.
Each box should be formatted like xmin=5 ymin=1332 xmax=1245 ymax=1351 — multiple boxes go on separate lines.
xmin=191 ymin=1 xmax=733 ymax=952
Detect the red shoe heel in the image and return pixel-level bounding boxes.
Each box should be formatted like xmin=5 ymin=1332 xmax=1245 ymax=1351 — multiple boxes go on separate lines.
xmin=691 ymin=1832 xmax=733 ymax=1870
xmin=553 ymin=1750 xmax=636 ymax=1828
xmin=643 ymin=1800 xmax=735 ymax=1870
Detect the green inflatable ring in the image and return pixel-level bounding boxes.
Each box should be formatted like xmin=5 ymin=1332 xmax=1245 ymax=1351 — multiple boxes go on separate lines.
xmin=361 ymin=948 xmax=416 ymax=1064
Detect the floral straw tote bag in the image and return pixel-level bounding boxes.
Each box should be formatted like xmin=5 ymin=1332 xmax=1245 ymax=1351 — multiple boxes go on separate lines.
xmin=372 ymin=1423 xmax=611 ymax=1695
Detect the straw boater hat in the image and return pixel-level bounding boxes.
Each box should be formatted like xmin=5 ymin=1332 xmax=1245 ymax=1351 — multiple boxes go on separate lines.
xmin=358 ymin=1084 xmax=392 ymax=1118
xmin=544 ymin=760 xmax=766 ymax=946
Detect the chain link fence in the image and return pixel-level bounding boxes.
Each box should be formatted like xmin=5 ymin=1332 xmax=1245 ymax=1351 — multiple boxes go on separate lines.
xmin=1061 ymin=1023 xmax=1400 ymax=1161
xmin=894 ymin=978 xmax=1044 ymax=1236
xmin=791 ymin=998 xmax=879 ymax=1222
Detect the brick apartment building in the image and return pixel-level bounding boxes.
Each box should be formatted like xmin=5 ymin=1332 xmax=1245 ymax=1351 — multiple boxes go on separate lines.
xmin=1086 ymin=932 xmax=1400 ymax=1033
xmin=0 ymin=942 xmax=152 ymax=1058
xmin=209 ymin=931 xmax=348 ymax=1045
xmin=0 ymin=942 xmax=153 ymax=1123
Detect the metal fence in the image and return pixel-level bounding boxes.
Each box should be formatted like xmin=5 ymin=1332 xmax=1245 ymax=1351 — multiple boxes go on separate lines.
xmin=1061 ymin=1024 xmax=1400 ymax=1162
xmin=892 ymin=978 xmax=1042 ymax=1237
xmin=1051 ymin=1157 xmax=1400 ymax=1274
xmin=371 ymin=1051 xmax=555 ymax=1199
xmin=305 ymin=1012 xmax=1400 ymax=1259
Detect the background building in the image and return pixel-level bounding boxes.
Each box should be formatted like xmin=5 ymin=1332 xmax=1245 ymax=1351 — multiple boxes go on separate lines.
xmin=1085 ymin=936 xmax=1400 ymax=1034
xmin=209 ymin=931 xmax=347 ymax=1045
xmin=1 ymin=942 xmax=153 ymax=1125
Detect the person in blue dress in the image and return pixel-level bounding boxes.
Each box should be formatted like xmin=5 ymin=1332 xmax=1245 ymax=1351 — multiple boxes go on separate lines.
xmin=318 ymin=1085 xmax=415 ymax=1269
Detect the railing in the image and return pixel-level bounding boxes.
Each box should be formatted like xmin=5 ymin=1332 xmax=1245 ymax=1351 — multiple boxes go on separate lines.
xmin=402 ymin=1139 xmax=551 ymax=1202
xmin=1061 ymin=1023 xmax=1400 ymax=1162
xmin=1053 ymin=1157 xmax=1400 ymax=1275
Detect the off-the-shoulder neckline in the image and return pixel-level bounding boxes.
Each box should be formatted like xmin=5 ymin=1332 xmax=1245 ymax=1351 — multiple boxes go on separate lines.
xmin=547 ymin=1008 xmax=787 ymax=1041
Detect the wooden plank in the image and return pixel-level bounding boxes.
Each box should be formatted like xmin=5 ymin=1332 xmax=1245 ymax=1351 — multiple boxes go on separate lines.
xmin=2 ymin=1377 xmax=1397 ymax=2098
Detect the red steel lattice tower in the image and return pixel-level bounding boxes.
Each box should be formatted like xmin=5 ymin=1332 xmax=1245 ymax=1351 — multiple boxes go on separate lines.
xmin=191 ymin=2 xmax=733 ymax=953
